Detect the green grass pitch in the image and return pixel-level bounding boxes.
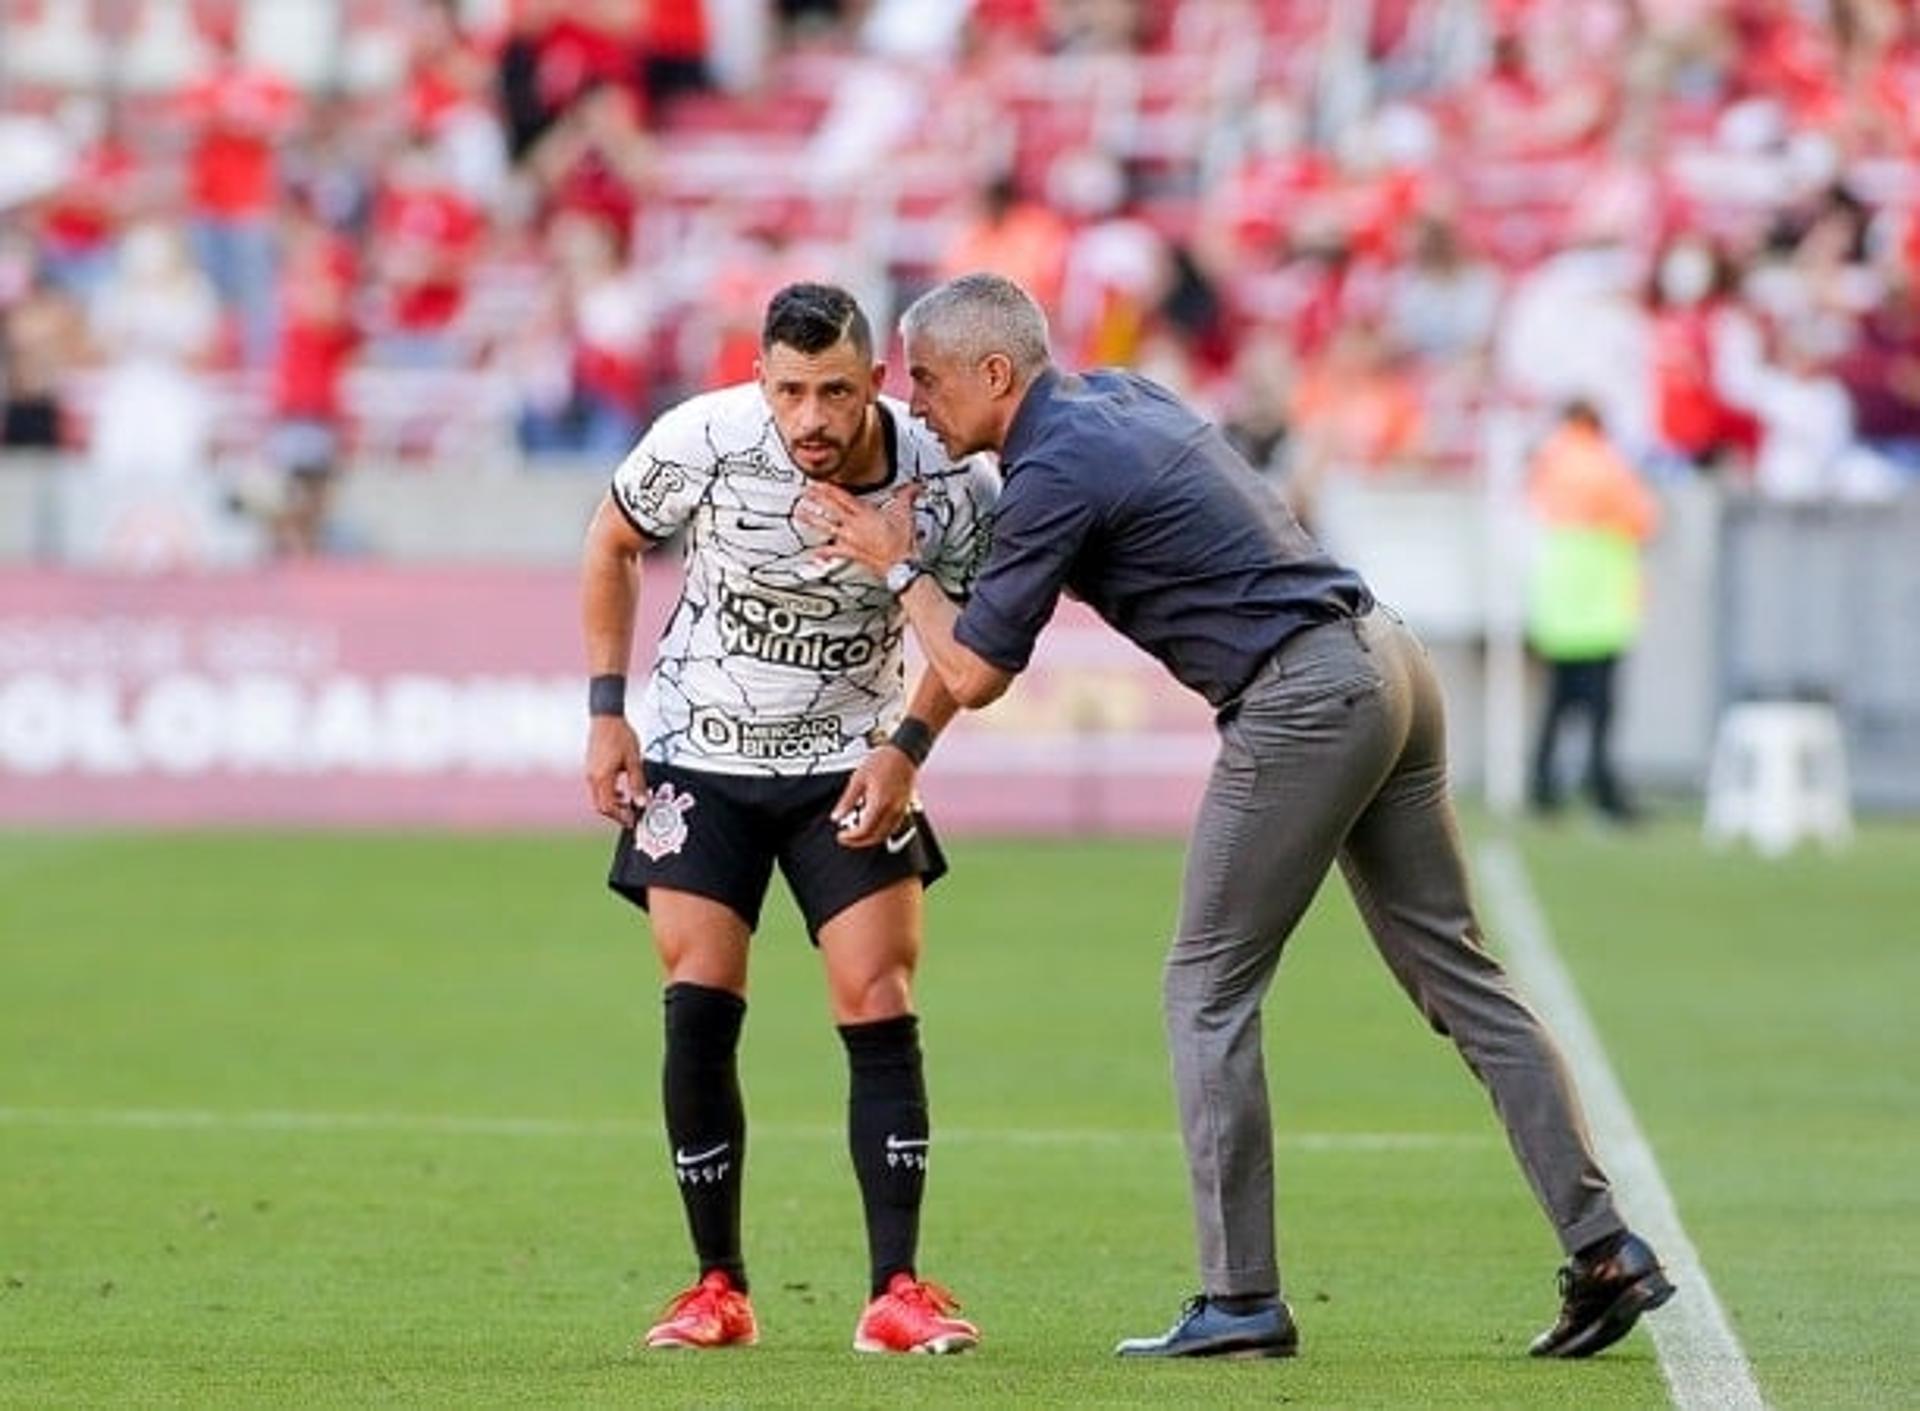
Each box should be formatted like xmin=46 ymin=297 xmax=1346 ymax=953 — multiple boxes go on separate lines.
xmin=2 ymin=820 xmax=1916 ymax=1406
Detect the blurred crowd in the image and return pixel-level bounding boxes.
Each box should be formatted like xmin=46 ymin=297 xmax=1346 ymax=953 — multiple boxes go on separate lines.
xmin=5 ymin=0 xmax=1920 ymax=555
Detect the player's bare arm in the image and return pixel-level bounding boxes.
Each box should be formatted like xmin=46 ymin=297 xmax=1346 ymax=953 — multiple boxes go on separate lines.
xmin=581 ymin=493 xmax=651 ymax=827
xmin=799 ymin=482 xmax=1014 ymax=708
xmin=832 ymin=670 xmax=962 ymax=849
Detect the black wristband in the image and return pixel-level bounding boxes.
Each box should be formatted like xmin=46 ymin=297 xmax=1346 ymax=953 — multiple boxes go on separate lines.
xmin=888 ymin=716 xmax=935 ymax=767
xmin=588 ymin=674 xmax=628 ymax=717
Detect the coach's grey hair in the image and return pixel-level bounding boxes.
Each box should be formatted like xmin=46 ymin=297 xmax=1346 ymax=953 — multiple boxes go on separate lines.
xmin=900 ymin=273 xmax=1052 ymax=378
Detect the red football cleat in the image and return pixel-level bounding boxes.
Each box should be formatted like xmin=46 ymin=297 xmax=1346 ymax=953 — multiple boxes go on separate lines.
xmin=643 ymin=1270 xmax=759 ymax=1350
xmin=852 ymin=1273 xmax=980 ymax=1355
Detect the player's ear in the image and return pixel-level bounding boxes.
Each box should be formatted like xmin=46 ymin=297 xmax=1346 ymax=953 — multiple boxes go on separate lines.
xmin=868 ymin=361 xmax=886 ymax=397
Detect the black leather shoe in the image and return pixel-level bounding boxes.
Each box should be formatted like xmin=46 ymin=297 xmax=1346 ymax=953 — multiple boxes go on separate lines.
xmin=1530 ymin=1232 xmax=1675 ymax=1358
xmin=1115 ymin=1295 xmax=1299 ymax=1358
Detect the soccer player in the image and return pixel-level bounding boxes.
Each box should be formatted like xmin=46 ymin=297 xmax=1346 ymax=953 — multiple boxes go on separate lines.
xmin=807 ymin=272 xmax=1673 ymax=1361
xmin=579 ymin=283 xmax=995 ymax=1354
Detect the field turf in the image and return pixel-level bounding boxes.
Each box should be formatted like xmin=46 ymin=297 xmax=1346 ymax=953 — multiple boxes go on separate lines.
xmin=2 ymin=821 xmax=1915 ymax=1406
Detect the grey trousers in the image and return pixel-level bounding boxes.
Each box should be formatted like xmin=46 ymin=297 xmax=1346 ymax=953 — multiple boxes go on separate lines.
xmin=1166 ymin=608 xmax=1623 ymax=1297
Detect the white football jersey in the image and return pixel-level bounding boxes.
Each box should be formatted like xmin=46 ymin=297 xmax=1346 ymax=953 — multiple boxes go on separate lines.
xmin=611 ymin=384 xmax=1000 ymax=776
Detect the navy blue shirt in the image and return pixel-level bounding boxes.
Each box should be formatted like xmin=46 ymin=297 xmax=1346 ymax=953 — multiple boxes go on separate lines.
xmin=954 ymin=368 xmax=1373 ymax=708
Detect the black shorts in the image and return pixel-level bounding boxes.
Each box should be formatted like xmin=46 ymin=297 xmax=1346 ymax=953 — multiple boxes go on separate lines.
xmin=607 ymin=760 xmax=948 ymax=941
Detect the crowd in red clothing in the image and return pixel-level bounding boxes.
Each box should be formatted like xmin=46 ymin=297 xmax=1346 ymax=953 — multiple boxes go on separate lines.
xmin=4 ymin=0 xmax=1920 ymax=549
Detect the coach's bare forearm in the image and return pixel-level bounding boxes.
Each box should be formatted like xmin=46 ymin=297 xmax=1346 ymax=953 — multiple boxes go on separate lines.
xmin=898 ymin=577 xmax=1013 ymax=709
xmin=902 ymin=666 xmax=962 ymax=739
xmin=581 ymin=495 xmax=649 ymax=675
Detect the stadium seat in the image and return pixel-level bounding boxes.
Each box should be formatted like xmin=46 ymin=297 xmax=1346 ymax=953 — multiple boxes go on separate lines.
xmin=341 ymin=366 xmax=515 ymax=462
xmin=4 ymin=0 xmax=109 ymax=88
xmin=119 ymin=0 xmax=211 ymax=92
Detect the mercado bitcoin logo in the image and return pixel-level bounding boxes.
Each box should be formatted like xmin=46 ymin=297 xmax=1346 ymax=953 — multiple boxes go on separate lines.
xmin=691 ymin=706 xmax=845 ymax=761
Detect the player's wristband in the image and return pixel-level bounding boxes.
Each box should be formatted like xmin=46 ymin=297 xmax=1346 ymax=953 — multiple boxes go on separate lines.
xmin=888 ymin=716 xmax=935 ymax=767
xmin=588 ymin=674 xmax=628 ymax=717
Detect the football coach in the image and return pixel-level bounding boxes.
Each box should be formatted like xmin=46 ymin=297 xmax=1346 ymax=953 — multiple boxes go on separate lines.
xmin=800 ymin=271 xmax=1673 ymax=1362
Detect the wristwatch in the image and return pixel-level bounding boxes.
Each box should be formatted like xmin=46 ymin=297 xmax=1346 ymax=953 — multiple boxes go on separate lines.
xmin=884 ymin=559 xmax=925 ymax=596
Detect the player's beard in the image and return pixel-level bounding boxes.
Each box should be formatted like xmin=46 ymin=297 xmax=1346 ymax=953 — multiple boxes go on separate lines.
xmin=786 ymin=408 xmax=876 ymax=484
xmin=789 ymin=434 xmax=850 ymax=481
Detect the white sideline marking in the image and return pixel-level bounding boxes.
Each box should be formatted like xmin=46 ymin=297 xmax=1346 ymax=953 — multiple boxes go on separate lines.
xmin=1478 ymin=838 xmax=1766 ymax=1411
xmin=0 ymin=1104 xmax=1488 ymax=1153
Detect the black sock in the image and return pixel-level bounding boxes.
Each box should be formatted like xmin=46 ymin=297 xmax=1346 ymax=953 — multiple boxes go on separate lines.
xmin=840 ymin=1014 xmax=928 ymax=1298
xmin=662 ymin=982 xmax=748 ymax=1291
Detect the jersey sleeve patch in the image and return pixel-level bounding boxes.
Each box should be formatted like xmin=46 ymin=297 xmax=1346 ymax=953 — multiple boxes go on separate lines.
xmin=610 ymin=401 xmax=720 ymax=539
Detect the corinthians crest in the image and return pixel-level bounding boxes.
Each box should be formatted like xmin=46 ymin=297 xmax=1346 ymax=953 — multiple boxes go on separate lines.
xmin=636 ymin=782 xmax=696 ymax=860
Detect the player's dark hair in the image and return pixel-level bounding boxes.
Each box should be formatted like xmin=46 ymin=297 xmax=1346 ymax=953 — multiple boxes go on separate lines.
xmin=762 ymin=283 xmax=873 ymax=360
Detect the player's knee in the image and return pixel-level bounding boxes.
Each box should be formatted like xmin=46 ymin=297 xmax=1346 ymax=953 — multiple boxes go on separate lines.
xmin=657 ymin=935 xmax=747 ymax=994
xmin=832 ymin=966 xmax=913 ymax=1024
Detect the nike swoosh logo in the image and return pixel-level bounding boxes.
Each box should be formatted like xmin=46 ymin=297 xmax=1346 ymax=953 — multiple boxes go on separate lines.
xmin=884 ymin=823 xmax=919 ymax=855
xmin=674 ymin=1142 xmax=730 ymax=1167
xmin=884 ymin=1135 xmax=929 ymax=1152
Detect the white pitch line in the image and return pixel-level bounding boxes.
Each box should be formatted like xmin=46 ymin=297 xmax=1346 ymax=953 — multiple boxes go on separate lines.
xmin=1478 ymin=837 xmax=1766 ymax=1411
xmin=0 ymin=1104 xmax=1489 ymax=1153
